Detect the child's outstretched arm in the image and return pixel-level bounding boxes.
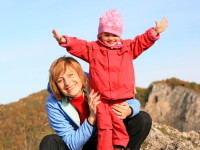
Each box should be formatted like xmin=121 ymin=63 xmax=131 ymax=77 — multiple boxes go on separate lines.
xmin=152 ymin=17 xmax=168 ymax=36
xmin=52 ymin=29 xmax=67 ymax=44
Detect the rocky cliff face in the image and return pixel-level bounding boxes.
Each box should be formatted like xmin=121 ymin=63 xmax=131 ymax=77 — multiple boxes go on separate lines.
xmin=144 ymin=83 xmax=200 ymax=132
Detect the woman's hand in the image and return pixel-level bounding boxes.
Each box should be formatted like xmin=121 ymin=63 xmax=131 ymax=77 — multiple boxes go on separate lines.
xmin=86 ymin=90 xmax=101 ymax=125
xmin=111 ymin=101 xmax=132 ymax=120
xmin=52 ymin=29 xmax=67 ymax=43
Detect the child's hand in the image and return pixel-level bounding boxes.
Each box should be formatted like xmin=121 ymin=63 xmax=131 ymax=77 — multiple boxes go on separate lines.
xmin=154 ymin=17 xmax=168 ymax=35
xmin=52 ymin=29 xmax=67 ymax=43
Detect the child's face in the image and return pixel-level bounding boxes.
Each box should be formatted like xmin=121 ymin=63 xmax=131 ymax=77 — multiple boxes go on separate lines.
xmin=100 ymin=32 xmax=121 ymax=47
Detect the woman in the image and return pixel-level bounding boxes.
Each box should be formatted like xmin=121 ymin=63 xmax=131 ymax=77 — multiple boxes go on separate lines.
xmin=39 ymin=56 xmax=152 ymax=150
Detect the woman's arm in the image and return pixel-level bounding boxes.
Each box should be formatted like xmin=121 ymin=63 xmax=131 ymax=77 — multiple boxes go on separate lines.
xmin=46 ymin=97 xmax=95 ymax=150
xmin=126 ymin=98 xmax=141 ymax=117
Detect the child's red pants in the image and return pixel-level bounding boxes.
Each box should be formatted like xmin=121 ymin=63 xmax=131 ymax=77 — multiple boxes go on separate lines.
xmin=97 ymin=99 xmax=129 ymax=150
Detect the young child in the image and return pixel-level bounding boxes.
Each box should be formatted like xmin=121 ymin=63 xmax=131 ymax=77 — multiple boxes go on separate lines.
xmin=52 ymin=9 xmax=168 ymax=150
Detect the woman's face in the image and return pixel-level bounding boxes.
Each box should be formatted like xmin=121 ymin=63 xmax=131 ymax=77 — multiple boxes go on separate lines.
xmin=57 ymin=66 xmax=83 ymax=98
xmin=101 ymin=32 xmax=121 ymax=47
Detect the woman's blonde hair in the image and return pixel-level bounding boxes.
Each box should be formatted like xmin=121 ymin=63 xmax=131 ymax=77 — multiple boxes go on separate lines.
xmin=49 ymin=56 xmax=87 ymax=100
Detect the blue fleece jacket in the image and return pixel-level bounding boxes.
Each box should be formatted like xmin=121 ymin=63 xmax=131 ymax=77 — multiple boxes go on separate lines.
xmin=46 ymin=82 xmax=141 ymax=150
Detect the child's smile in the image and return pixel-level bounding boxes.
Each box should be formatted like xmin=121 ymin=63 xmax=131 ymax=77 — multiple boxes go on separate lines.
xmin=101 ymin=32 xmax=121 ymax=47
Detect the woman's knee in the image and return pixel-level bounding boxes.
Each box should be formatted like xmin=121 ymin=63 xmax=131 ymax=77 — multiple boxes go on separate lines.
xmin=138 ymin=111 xmax=152 ymax=128
xmin=41 ymin=134 xmax=58 ymax=143
xmin=125 ymin=111 xmax=152 ymax=131
xmin=39 ymin=134 xmax=68 ymax=150
xmin=40 ymin=134 xmax=61 ymax=147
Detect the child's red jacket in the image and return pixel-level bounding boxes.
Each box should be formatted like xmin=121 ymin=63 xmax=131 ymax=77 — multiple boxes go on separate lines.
xmin=60 ymin=28 xmax=160 ymax=100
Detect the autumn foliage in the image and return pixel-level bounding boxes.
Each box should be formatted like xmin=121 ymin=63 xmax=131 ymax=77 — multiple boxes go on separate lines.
xmin=0 ymin=90 xmax=54 ymax=150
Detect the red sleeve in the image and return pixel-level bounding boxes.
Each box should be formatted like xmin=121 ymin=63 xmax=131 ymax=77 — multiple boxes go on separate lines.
xmin=59 ymin=36 xmax=92 ymax=63
xmin=130 ymin=28 xmax=160 ymax=59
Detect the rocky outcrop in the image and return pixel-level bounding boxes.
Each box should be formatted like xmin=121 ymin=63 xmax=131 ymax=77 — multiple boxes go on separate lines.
xmin=141 ymin=122 xmax=200 ymax=150
xmin=144 ymin=83 xmax=200 ymax=132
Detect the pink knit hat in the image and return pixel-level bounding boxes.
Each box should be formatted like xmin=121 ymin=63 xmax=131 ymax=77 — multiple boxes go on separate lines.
xmin=98 ymin=9 xmax=124 ymax=37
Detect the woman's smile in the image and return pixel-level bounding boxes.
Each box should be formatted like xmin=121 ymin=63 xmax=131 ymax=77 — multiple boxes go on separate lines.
xmin=57 ymin=67 xmax=83 ymax=98
xmin=65 ymin=84 xmax=76 ymax=91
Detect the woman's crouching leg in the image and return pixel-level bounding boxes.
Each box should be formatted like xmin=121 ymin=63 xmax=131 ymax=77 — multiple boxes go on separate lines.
xmin=124 ymin=111 xmax=152 ymax=150
xmin=39 ymin=134 xmax=69 ymax=150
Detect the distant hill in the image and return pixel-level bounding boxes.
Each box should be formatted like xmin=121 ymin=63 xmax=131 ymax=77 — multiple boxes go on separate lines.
xmin=0 ymin=78 xmax=199 ymax=150
xmin=0 ymin=90 xmax=54 ymax=150
xmin=152 ymin=77 xmax=200 ymax=93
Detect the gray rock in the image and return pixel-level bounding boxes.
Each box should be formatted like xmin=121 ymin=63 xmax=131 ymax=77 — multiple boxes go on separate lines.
xmin=145 ymin=83 xmax=200 ymax=132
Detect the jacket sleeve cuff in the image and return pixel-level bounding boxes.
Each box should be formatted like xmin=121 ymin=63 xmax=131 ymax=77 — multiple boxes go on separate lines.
xmin=127 ymin=98 xmax=141 ymax=118
xmin=147 ymin=27 xmax=160 ymax=41
xmin=59 ymin=35 xmax=71 ymax=47
xmin=87 ymin=118 xmax=96 ymax=127
xmin=127 ymin=107 xmax=133 ymax=118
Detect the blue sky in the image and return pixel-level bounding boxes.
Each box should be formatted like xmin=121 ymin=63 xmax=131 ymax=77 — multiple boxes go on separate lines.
xmin=1 ymin=0 xmax=200 ymax=104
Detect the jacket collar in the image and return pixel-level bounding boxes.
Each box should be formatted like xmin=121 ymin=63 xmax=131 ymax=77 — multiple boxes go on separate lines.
xmin=97 ymin=38 xmax=122 ymax=49
xmin=61 ymin=98 xmax=80 ymax=127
